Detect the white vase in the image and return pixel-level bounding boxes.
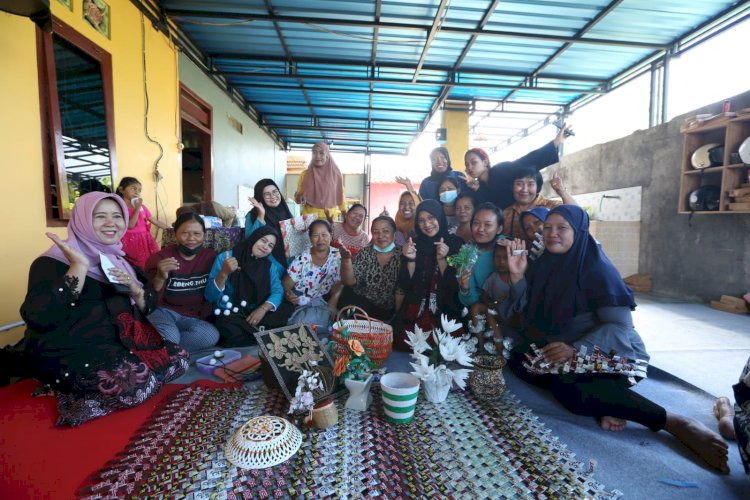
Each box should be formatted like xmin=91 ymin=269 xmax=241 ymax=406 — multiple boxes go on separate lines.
xmin=344 ymin=374 xmax=374 ymax=411
xmin=423 ymin=378 xmax=451 ymax=403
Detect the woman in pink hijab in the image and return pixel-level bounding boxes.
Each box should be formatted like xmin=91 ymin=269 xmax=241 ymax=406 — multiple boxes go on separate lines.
xmin=20 ymin=192 xmax=188 ymax=426
xmin=294 ymin=142 xmax=347 ymax=219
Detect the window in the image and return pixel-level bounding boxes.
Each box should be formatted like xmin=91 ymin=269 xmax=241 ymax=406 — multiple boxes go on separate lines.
xmin=37 ymin=17 xmax=116 ymax=222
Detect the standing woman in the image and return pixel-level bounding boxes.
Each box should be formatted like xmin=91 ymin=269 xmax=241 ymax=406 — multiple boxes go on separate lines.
xmin=145 ymin=212 xmax=219 ymax=352
xmin=337 ymin=216 xmax=402 ymax=321
xmin=245 ymin=178 xmax=293 ymax=267
xmin=392 ymin=200 xmax=463 ymax=350
xmin=503 ymin=205 xmax=729 ymax=473
xmin=206 ymin=226 xmax=292 ymax=347
xmin=394 ymin=189 xmax=420 ymax=246
xmin=284 ymin=220 xmax=342 ymax=334
xmin=418 ymin=147 xmax=466 ymax=201
xmin=294 ymin=142 xmax=347 ymax=220
xmin=20 ymin=192 xmax=188 ymax=426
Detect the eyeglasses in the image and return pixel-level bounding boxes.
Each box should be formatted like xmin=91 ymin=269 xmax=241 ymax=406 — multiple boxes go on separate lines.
xmin=262 ymin=189 xmax=281 ymax=199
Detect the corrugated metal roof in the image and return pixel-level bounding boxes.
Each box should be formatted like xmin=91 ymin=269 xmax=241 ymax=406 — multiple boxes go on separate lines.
xmin=155 ymin=0 xmax=749 ymax=154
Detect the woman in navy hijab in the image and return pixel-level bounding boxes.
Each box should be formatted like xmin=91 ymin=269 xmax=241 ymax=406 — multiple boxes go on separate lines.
xmin=502 ymin=204 xmax=729 ymax=473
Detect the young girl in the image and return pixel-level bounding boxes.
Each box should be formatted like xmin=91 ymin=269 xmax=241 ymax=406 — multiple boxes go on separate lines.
xmin=117 ymin=177 xmax=169 ymax=268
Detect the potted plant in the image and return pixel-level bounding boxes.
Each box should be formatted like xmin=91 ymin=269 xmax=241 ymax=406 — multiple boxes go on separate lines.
xmin=288 ymin=361 xmax=338 ymax=429
xmin=406 ymin=314 xmax=474 ymax=403
xmin=330 ymin=327 xmax=376 ymax=411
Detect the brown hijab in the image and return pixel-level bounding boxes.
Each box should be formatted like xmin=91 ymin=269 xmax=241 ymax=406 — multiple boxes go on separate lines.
xmin=395 ymin=190 xmax=420 ymax=242
xmin=300 ymin=142 xmax=344 ymax=209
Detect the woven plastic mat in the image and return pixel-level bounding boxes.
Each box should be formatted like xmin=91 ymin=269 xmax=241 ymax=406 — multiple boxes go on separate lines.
xmin=80 ymin=384 xmax=622 ymax=499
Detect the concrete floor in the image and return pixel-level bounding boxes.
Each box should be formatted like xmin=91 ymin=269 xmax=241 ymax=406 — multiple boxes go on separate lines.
xmin=633 ymin=293 xmax=750 ymax=403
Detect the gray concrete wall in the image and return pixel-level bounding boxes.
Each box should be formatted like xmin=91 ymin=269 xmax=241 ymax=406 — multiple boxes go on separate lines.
xmin=552 ymin=90 xmax=750 ymax=301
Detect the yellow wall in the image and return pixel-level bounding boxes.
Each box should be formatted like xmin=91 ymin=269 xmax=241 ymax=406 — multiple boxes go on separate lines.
xmin=0 ymin=1 xmax=181 ymax=325
xmin=442 ymin=104 xmax=469 ymax=173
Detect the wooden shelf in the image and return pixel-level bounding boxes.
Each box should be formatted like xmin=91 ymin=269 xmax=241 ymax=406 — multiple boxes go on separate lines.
xmin=679 ymin=116 xmax=750 ymax=214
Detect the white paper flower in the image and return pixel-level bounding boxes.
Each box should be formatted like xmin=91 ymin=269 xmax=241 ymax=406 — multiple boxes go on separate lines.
xmin=440 ymin=314 xmax=462 ymax=335
xmin=405 ymin=326 xmax=431 ymax=355
xmin=409 ymin=354 xmax=436 ymax=382
xmin=450 ymin=368 xmax=472 ymax=390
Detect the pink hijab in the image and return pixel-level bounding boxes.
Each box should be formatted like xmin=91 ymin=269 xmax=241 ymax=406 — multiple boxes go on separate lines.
xmin=43 ymin=192 xmax=142 ymax=285
xmin=301 ymin=142 xmax=344 ymax=209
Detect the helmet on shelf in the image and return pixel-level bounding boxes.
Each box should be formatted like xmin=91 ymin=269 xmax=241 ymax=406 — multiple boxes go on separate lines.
xmin=688 ymin=185 xmax=721 ymax=211
xmin=690 ymin=143 xmax=722 ymax=169
xmin=739 ymin=136 xmax=750 ymax=164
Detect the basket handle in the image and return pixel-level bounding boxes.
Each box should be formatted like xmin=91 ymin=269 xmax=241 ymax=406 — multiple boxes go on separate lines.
xmin=336 ymin=305 xmax=374 ymax=335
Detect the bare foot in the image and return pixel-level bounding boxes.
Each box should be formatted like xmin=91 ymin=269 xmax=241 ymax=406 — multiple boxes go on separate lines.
xmin=665 ymin=413 xmax=730 ymax=474
xmin=599 ymin=416 xmax=627 ymax=431
xmin=713 ymin=396 xmax=736 ymax=440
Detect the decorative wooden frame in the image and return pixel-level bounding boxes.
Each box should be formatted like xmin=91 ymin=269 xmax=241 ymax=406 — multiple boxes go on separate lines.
xmin=254 ymin=324 xmax=336 ymax=403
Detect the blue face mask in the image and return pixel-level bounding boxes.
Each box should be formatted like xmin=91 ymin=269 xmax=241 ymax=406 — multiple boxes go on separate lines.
xmin=373 ymin=242 xmax=396 ymax=253
xmin=439 ymin=190 xmax=458 ymax=205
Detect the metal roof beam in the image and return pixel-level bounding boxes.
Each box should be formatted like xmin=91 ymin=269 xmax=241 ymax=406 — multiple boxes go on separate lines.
xmin=368 ymin=0 xmax=382 ymax=147
xmin=261 ymin=112 xmax=422 ymax=124
xmin=276 ymin=125 xmax=417 ymax=135
xmin=220 ymin=72 xmax=601 ymax=93
xmin=262 ymin=0 xmax=323 ymax=142
xmin=412 ymin=0 xmax=449 ymax=83
xmin=234 ymin=82 xmax=439 ymax=98
xmin=164 ymin=9 xmax=667 ymax=49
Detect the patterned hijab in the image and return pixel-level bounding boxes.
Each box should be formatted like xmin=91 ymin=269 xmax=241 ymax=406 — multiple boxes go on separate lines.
xmin=300 ymin=142 xmax=344 ymax=209
xmin=43 ymin=192 xmax=141 ymax=285
xmin=526 ymin=204 xmax=635 ymax=337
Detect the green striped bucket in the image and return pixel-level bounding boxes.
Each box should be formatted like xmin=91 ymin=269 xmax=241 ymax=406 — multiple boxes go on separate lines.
xmin=380 ymin=372 xmax=420 ymax=424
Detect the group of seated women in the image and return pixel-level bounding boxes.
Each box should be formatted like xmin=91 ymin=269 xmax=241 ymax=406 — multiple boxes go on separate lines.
xmin=17 ymin=132 xmax=735 ymax=478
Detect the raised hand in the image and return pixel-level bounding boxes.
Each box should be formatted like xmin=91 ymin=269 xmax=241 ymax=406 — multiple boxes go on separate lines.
xmin=156 ymin=257 xmax=180 ymax=280
xmin=132 ymin=197 xmax=143 ymax=211
xmin=324 ymin=208 xmax=334 ymax=224
xmin=403 ymin=237 xmax=417 ymax=260
xmin=466 ymin=177 xmax=480 ymax=191
xmin=108 ymin=267 xmax=141 ymax=296
xmin=284 ymin=287 xmax=300 ymax=305
xmin=380 ymin=205 xmax=390 ymax=217
xmin=220 ymin=251 xmax=239 ymax=275
xmin=337 ymin=239 xmax=352 ymax=260
xmin=248 ymin=197 xmax=265 ymax=218
xmin=434 ymin=237 xmax=448 ymax=260
xmin=395 ymin=176 xmax=415 ymax=192
xmin=554 ymin=123 xmax=573 ymax=146
xmin=506 ymin=238 xmax=528 ymax=283
xmin=550 ymin=173 xmax=566 ymax=195
xmin=46 ymin=232 xmax=89 ymax=268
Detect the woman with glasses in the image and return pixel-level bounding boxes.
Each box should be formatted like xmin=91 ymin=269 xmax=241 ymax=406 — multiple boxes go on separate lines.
xmin=245 ymin=179 xmax=293 ymax=267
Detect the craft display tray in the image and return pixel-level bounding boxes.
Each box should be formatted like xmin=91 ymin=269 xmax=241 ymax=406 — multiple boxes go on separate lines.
xmin=195 ymin=350 xmax=242 ymax=375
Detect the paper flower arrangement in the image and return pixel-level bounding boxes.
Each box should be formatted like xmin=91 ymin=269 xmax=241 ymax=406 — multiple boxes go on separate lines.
xmin=288 ymin=361 xmax=325 ymax=415
xmin=406 ymin=314 xmax=474 ymax=391
xmin=329 ymin=327 xmax=375 ymax=382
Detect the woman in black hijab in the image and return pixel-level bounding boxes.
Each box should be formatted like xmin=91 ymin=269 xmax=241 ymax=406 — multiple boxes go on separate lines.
xmin=245 ymin=179 xmax=293 ymax=267
xmin=392 ymin=199 xmax=463 ymax=350
xmin=207 ymin=225 xmax=293 ymax=346
xmin=502 ymin=205 xmax=729 ymax=474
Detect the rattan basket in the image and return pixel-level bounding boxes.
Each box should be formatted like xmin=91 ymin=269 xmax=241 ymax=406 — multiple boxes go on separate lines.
xmin=331 ymin=305 xmax=393 ymax=368
xmin=224 ymin=416 xmax=302 ymax=469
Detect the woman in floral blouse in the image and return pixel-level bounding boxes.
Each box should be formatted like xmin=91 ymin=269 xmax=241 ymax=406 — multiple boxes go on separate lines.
xmin=335 ymin=216 xmax=402 ymax=320
xmin=283 ymin=220 xmax=342 ymax=334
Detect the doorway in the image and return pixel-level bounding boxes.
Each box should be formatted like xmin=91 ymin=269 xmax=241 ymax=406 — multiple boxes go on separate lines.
xmin=179 ymin=84 xmax=212 ymax=204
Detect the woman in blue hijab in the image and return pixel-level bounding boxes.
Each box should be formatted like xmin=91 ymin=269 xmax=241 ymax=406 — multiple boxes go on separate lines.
xmin=502 ymin=205 xmax=729 ymax=473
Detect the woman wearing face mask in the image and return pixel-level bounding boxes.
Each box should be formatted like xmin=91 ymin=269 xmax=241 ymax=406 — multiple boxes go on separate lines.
xmin=392 ymin=200 xmax=463 ymax=350
xmin=437 ymin=177 xmax=461 ymax=234
xmin=418 ymin=147 xmax=467 ymax=202
xmin=336 ymin=216 xmax=402 ymax=321
xmin=294 ymin=142 xmax=347 ymax=220
xmin=206 ymin=226 xmax=292 ymax=346
xmin=145 ymin=212 xmax=220 ymax=351
xmin=502 ymin=205 xmax=729 ymax=474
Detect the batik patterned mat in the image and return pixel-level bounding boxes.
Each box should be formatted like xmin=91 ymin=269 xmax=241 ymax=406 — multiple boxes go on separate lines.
xmin=81 ymin=384 xmax=622 ymax=499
